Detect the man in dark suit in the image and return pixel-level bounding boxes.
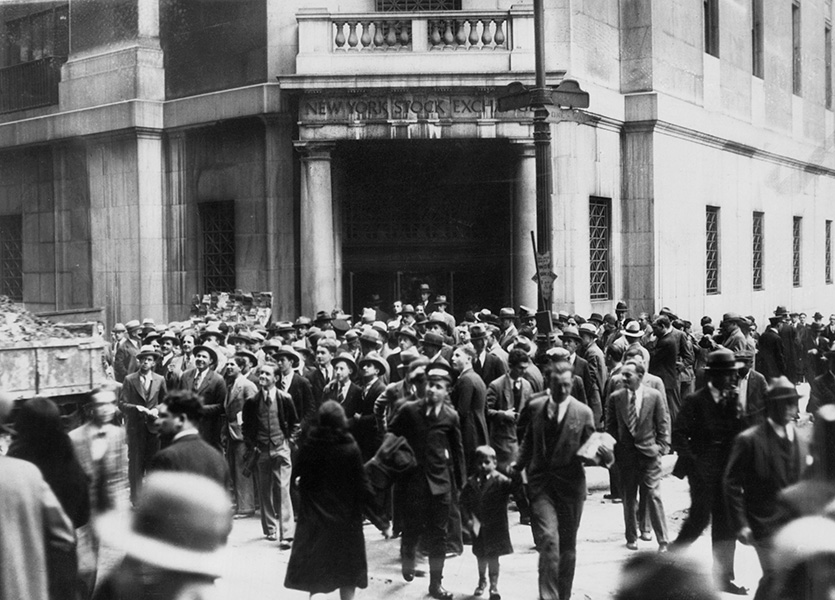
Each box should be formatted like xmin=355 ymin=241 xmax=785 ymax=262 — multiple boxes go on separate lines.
xmin=113 ymin=319 xmax=142 ymax=382
xmin=119 ymin=344 xmax=167 ymax=503
xmin=470 ymin=323 xmax=507 ymax=386
xmin=388 ymin=362 xmax=466 ymax=600
xmin=242 ymin=362 xmax=299 ymax=548
xmin=224 ymin=356 xmax=258 ymax=517
xmin=809 ymin=343 xmax=835 ymax=415
xmin=323 ymin=351 xmax=363 ymax=414
xmin=148 ymin=390 xmax=230 ymax=488
xmin=724 ymin=377 xmax=805 ymax=600
xmin=307 ymin=338 xmax=338 ymax=407
xmin=735 ymin=349 xmax=767 ymax=427
xmin=757 ymin=315 xmax=787 ymax=381
xmin=274 ymin=345 xmax=316 ymax=432
xmin=560 ymin=325 xmax=603 ymax=428
xmin=647 ymin=315 xmax=694 ymax=426
xmin=605 ymin=360 xmax=671 ymax=551
xmin=671 ymin=349 xmax=748 ymax=595
xmin=451 ymin=343 xmax=490 ymax=471
xmin=514 ymin=361 xmax=598 ymax=600
xmin=178 ymin=345 xmax=227 ymax=451
xmin=388 ymin=327 xmax=419 ymax=384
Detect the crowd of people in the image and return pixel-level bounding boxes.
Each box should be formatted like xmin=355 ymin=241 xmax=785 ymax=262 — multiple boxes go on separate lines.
xmin=5 ymin=291 xmax=835 ymax=600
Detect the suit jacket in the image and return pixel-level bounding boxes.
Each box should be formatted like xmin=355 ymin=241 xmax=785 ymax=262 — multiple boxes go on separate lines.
xmin=452 ymin=369 xmax=490 ymax=464
xmin=156 ymin=352 xmax=187 ymax=389
xmin=517 ymin=396 xmax=594 ymax=499
xmin=225 ymin=375 xmax=258 ymax=442
xmin=724 ymin=422 xmax=806 ymax=540
xmin=148 ymin=431 xmax=230 ymax=488
xmin=283 ymin=373 xmax=316 ymax=427
xmin=119 ymin=371 xmax=167 ymax=434
xmin=581 ymin=342 xmax=608 ymax=397
xmin=605 ymin=386 xmax=670 ymax=459
xmin=809 ymin=371 xmax=835 ymax=415
xmin=486 ymin=374 xmax=533 ymax=465
xmin=757 ymin=327 xmax=786 ymax=381
xmin=306 ymin=366 xmax=331 ymax=407
xmin=572 ymin=355 xmax=602 ymax=427
xmin=323 ymin=380 xmax=363 ymax=417
xmin=242 ymin=388 xmax=300 ymax=448
xmin=499 ymin=324 xmax=518 ymax=350
xmin=648 ymin=328 xmax=694 ymax=391
xmin=388 ymin=399 xmax=466 ymax=494
xmin=741 ymin=369 xmax=767 ymax=427
xmin=113 ymin=337 xmax=140 ymax=383
xmin=69 ymin=422 xmax=130 ymax=514
xmin=178 ymin=367 xmax=227 ymax=448
xmin=474 ymin=351 xmax=507 ymax=387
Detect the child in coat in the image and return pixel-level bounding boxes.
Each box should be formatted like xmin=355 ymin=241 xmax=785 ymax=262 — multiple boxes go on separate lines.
xmin=461 ymin=445 xmax=514 ymax=600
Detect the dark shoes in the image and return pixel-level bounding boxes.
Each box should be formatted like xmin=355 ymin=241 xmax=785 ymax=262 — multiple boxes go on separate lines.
xmin=626 ymin=541 xmax=638 ymax=550
xmin=722 ymin=582 xmax=749 ymax=595
xmin=278 ymin=539 xmax=292 ymax=550
xmin=489 ymin=592 xmax=501 ymax=600
xmin=639 ymin=532 xmax=653 ymax=541
xmin=474 ymin=578 xmax=486 ymax=596
xmin=429 ymin=583 xmax=453 ymax=600
xmin=402 ymin=563 xmax=415 ymax=582
xmin=233 ymin=512 xmax=254 ymax=520
xmin=658 ymin=543 xmax=669 ymax=553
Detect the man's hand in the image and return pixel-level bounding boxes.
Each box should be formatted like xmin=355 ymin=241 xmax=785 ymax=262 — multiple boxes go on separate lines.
xmin=736 ymin=527 xmax=754 ymax=545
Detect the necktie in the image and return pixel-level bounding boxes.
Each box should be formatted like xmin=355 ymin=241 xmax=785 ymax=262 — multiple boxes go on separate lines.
xmin=627 ymin=390 xmax=638 ymax=436
xmin=337 ymin=390 xmax=345 ymax=404
xmin=193 ymin=372 xmax=202 ymax=391
xmin=143 ymin=375 xmax=151 ymax=394
xmin=513 ymin=379 xmax=522 ymax=412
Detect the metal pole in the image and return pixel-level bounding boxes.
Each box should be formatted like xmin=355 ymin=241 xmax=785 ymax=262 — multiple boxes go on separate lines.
xmin=532 ymin=0 xmax=553 ymax=308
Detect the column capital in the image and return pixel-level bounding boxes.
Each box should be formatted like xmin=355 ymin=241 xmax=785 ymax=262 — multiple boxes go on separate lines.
xmin=294 ymin=141 xmax=336 ymax=161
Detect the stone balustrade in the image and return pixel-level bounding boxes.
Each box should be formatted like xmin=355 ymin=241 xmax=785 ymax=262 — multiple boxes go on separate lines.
xmin=296 ymin=6 xmax=534 ymax=76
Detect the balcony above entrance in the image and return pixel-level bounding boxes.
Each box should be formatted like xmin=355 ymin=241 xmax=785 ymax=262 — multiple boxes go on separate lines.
xmin=295 ymin=6 xmax=534 ymax=77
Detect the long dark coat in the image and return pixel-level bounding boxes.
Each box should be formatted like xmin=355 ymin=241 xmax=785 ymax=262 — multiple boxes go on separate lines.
xmin=460 ymin=471 xmax=514 ymax=558
xmin=284 ymin=428 xmax=373 ymax=594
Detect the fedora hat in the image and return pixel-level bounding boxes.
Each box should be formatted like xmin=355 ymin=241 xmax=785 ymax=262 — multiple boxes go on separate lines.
xmin=159 ymin=331 xmax=180 ymax=345
xmin=615 ymin=301 xmax=628 ymax=312
xmin=227 ymin=330 xmax=253 ymax=345
xmin=768 ymin=314 xmax=785 ymax=324
xmin=234 ymin=349 xmax=258 ymax=367
xmin=559 ymin=325 xmax=582 ymax=342
xmin=400 ymin=304 xmax=416 ymax=316
xmin=519 ymin=305 xmax=536 ymax=320
xmin=97 ymin=472 xmax=232 ymax=578
xmin=192 ymin=344 xmax=218 ymax=365
xmin=274 ymin=345 xmax=301 ymax=367
xmin=422 ymin=331 xmax=445 ymax=348
xmin=397 ymin=347 xmax=422 ymax=371
xmin=125 ymin=319 xmax=142 ymax=332
xmin=764 ymin=376 xmax=800 ymax=404
xmin=578 ymin=323 xmax=598 ymax=338
xmin=499 ymin=307 xmax=517 ymax=319
xmin=294 ymin=316 xmax=312 ymax=329
xmin=142 ymin=331 xmax=160 ymax=344
xmin=112 ymin=322 xmax=126 ymax=333
xmin=588 ymin=312 xmax=603 ymax=325
xmin=426 ymin=313 xmax=451 ymax=335
xmin=136 ymin=345 xmax=162 ymax=361
xmin=314 ymin=310 xmax=333 ymax=323
xmin=199 ymin=324 xmax=225 ymax=343
xmin=704 ymin=348 xmax=744 ymax=371
xmin=359 ymin=351 xmax=388 ymax=377
xmin=397 ymin=326 xmax=419 ymax=343
xmin=774 ymin=305 xmax=789 ymax=317
xmin=332 ymin=351 xmax=357 ymax=373
xmin=434 ymin=294 xmax=449 ymax=306
xmin=814 ymin=312 xmax=825 ymax=321
xmin=469 ymin=323 xmax=488 ymax=340
xmin=722 ymin=312 xmax=746 ymax=324
xmin=359 ymin=327 xmax=381 ymax=345
xmin=623 ymin=321 xmax=644 ymax=338
xmin=274 ymin=321 xmax=295 ymax=333
xmin=344 ymin=329 xmax=359 ymax=343
xmin=419 ymin=283 xmax=431 ymax=293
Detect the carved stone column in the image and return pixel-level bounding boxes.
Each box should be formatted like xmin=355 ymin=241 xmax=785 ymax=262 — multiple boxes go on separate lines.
xmin=296 ymin=142 xmax=337 ymax=316
xmin=512 ymin=140 xmax=539 ymax=310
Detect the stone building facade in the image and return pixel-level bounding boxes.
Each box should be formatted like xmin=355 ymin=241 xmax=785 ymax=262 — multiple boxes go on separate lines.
xmin=0 ymin=0 xmax=832 ymax=327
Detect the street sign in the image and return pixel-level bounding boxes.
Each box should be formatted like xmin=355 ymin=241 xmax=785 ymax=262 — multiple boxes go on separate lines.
xmin=496 ymin=82 xmax=533 ymax=112
xmin=532 ymin=250 xmax=557 ymax=300
xmin=496 ymin=79 xmax=590 ymax=112
xmin=551 ymin=79 xmax=590 ymax=109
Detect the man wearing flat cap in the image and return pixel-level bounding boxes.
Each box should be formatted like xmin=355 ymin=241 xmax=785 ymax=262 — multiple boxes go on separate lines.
xmin=724 ymin=377 xmax=805 ymax=600
xmin=119 ymin=344 xmax=168 ymax=503
xmin=671 ymin=349 xmax=749 ymax=595
xmin=388 ymin=362 xmax=466 ymax=600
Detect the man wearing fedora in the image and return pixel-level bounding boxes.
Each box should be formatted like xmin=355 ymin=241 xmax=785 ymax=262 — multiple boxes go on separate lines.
xmin=323 ymin=351 xmax=363 ymax=417
xmin=724 ymin=377 xmax=805 ymax=600
xmin=274 ymin=345 xmax=316 ymax=434
xmin=757 ymin=315 xmax=787 ymax=381
xmin=387 ymin=326 xmax=419 ymax=384
xmin=119 ymin=344 xmax=167 ymax=503
xmin=243 ymin=362 xmax=298 ymax=548
xmin=671 ymin=349 xmax=749 ymax=595
xmin=647 ymin=315 xmax=694 ymax=426
xmin=579 ymin=323 xmax=607 ymax=403
xmin=93 ymin=471 xmax=233 ymax=600
xmin=451 ymin=343 xmax=490 ymax=473
xmin=560 ymin=325 xmax=603 ymax=429
xmin=471 ymin=324 xmax=507 ymax=387
xmin=156 ymin=331 xmax=185 ymax=389
xmin=114 ymin=319 xmax=143 ymax=383
xmin=498 ymin=308 xmax=519 ymax=350
xmin=719 ymin=313 xmax=751 ymax=354
xmin=388 ymin=361 xmax=466 ymax=600
xmin=223 ymin=356 xmax=258 ymax=518
xmin=416 ymin=283 xmax=434 ymax=314
xmin=178 ymin=345 xmax=227 ymax=451
xmin=433 ymin=295 xmax=456 ymax=331
xmin=356 ymin=352 xmax=388 ymax=461
xmin=307 ymin=338 xmax=338 ymax=407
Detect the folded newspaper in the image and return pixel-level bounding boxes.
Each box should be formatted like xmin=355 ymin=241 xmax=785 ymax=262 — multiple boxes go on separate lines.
xmin=576 ymin=432 xmax=617 ymax=468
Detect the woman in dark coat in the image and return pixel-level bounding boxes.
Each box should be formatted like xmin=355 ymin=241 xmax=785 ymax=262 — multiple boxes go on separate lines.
xmin=284 ymin=401 xmax=375 ymax=600
xmin=8 ymin=396 xmax=90 ymax=528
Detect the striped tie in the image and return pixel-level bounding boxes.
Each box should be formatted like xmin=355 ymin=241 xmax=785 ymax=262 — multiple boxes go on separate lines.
xmin=627 ymin=390 xmax=638 ymax=436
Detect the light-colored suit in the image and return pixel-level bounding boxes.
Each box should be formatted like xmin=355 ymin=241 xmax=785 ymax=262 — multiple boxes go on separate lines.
xmin=69 ymin=422 xmax=129 ymax=514
xmin=225 ymin=374 xmax=258 ymax=514
xmin=119 ymin=370 xmax=167 ymax=502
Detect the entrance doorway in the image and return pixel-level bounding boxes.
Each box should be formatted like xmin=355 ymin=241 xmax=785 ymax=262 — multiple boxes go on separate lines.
xmin=336 ymin=139 xmax=513 ymax=320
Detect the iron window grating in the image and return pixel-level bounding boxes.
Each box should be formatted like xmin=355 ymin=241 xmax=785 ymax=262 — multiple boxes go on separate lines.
xmin=0 ymin=215 xmax=23 ymax=301
xmin=706 ymin=206 xmax=720 ymax=294
xmin=753 ymin=211 xmax=764 ymax=290
xmin=589 ymin=197 xmax=611 ymax=301
xmin=200 ymin=201 xmax=236 ymax=294
xmin=793 ymin=216 xmax=802 ymax=287
xmin=827 ymin=220 xmax=832 ymax=284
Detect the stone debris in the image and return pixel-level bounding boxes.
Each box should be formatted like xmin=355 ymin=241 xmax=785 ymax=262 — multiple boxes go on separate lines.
xmin=0 ymin=296 xmax=77 ymax=346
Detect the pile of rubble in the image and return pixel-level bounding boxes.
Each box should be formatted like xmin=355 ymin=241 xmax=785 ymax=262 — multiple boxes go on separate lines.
xmin=0 ymin=296 xmax=77 ymax=346
xmin=189 ymin=291 xmax=273 ymax=327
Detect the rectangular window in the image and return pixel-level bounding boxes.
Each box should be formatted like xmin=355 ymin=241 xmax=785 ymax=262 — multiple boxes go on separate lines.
xmin=753 ymin=212 xmax=764 ymax=290
xmin=589 ymin=197 xmax=611 ymax=301
xmin=0 ymin=215 xmax=23 ymax=301
xmin=752 ymin=0 xmax=764 ymax=77
xmin=199 ymin=201 xmax=236 ymax=294
xmin=793 ymin=1 xmax=802 ymax=95
xmin=827 ymin=220 xmax=832 ymax=284
xmin=793 ymin=216 xmax=802 ymax=287
xmin=704 ymin=0 xmax=720 ymax=57
xmin=706 ymin=206 xmax=720 ymax=294
xmin=3 ymin=5 xmax=68 ymax=67
xmin=827 ymin=24 xmax=833 ymax=109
